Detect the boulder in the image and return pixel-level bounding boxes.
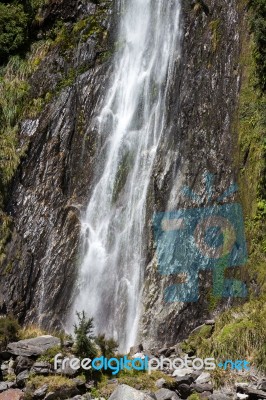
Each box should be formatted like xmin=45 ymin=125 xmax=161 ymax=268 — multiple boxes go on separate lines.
xmin=156 ymin=378 xmax=166 ymax=389
xmin=258 ymin=380 xmax=266 ymax=392
xmin=209 ymin=392 xmax=232 ymax=400
xmin=33 ymin=383 xmax=49 ymax=398
xmin=31 ymin=361 xmax=52 ymax=375
xmin=200 ymin=391 xmax=213 ymax=398
xmin=175 ymin=375 xmax=195 ymax=386
xmin=15 ymin=356 xmax=34 ymax=374
xmin=177 ymin=383 xmax=192 ymax=398
xmin=0 ymin=383 xmax=9 ymax=393
xmin=7 ymin=336 xmax=60 ymax=357
xmin=0 ymin=389 xmax=24 ymax=400
xmin=172 ymin=368 xmax=194 ymax=378
xmin=109 ymin=384 xmax=154 ymax=399
xmin=195 ymin=373 xmax=211 ymax=385
xmin=191 ymin=383 xmax=213 ymax=393
xmin=0 ymin=382 xmax=15 ymax=393
xmin=240 ymin=387 xmax=266 ymax=400
xmin=16 ymin=369 xmax=29 ymax=387
xmin=209 ymin=391 xmax=232 ymax=400
xmin=155 ymin=388 xmax=180 ymax=400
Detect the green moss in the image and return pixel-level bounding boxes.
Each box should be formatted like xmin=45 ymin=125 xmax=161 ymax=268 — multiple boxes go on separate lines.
xmin=181 ymin=325 xmax=213 ymax=356
xmin=209 ymin=19 xmax=221 ymax=52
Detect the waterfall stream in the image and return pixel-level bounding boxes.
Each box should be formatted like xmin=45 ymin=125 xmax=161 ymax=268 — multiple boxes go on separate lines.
xmin=72 ymin=0 xmax=182 ymax=352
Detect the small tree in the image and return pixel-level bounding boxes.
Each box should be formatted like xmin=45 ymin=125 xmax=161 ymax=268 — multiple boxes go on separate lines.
xmin=74 ymin=311 xmax=97 ymax=359
xmin=96 ymin=334 xmax=118 ymax=359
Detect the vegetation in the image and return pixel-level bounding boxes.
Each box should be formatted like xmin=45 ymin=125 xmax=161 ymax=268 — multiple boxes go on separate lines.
xmin=74 ymin=311 xmax=97 ymax=359
xmin=0 ymin=316 xmax=20 ymax=350
xmin=27 ymin=374 xmax=76 ymax=392
xmin=249 ymin=0 xmax=266 ymax=91
xmin=191 ymin=0 xmax=266 ymax=373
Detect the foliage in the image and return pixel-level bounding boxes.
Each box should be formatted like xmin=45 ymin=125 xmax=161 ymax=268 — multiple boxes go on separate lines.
xmin=96 ymin=333 xmax=118 ymax=359
xmin=74 ymin=311 xmax=97 ymax=359
xmin=249 ymin=0 xmax=266 ymax=91
xmin=0 ymin=316 xmax=20 ymax=350
xmin=0 ymin=3 xmax=29 ymax=61
xmin=19 ymin=324 xmax=47 ymax=339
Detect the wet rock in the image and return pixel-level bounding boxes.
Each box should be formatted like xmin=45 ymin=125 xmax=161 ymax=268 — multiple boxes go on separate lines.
xmin=109 ymin=384 xmax=154 ymax=399
xmin=7 ymin=336 xmax=60 ymax=357
xmin=155 ymin=388 xmax=180 ymax=400
xmin=0 ymin=389 xmax=24 ymax=400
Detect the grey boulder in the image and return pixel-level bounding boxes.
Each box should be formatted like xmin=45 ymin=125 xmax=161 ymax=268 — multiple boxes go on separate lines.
xmin=155 ymin=388 xmax=180 ymax=400
xmin=109 ymin=384 xmax=154 ymax=400
xmin=7 ymin=336 xmax=60 ymax=357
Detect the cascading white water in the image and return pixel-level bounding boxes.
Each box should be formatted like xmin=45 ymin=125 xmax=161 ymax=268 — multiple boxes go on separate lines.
xmin=72 ymin=0 xmax=182 ymax=351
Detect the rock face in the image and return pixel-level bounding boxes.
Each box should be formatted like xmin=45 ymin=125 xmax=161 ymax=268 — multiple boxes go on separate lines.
xmin=0 ymin=0 xmax=248 ymax=348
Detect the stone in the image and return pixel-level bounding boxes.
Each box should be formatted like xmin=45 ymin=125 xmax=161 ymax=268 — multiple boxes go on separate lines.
xmin=130 ymin=344 xmax=144 ymax=354
xmin=200 ymin=391 xmax=213 ymax=399
xmin=155 ymin=388 xmax=180 ymax=400
xmin=258 ymin=380 xmax=266 ymax=392
xmin=175 ymin=375 xmax=195 ymax=386
xmin=209 ymin=392 xmax=232 ymax=400
xmin=7 ymin=336 xmax=60 ymax=357
xmin=0 ymin=383 xmax=9 ymax=393
xmin=172 ymin=368 xmax=194 ymax=377
xmin=236 ymin=394 xmax=248 ymax=400
xmin=205 ymin=320 xmax=215 ymax=325
xmin=16 ymin=369 xmax=29 ymax=387
xmin=109 ymin=384 xmax=154 ymax=399
xmin=31 ymin=361 xmax=52 ymax=375
xmin=0 ymin=389 xmax=24 ymax=400
xmin=177 ymin=383 xmax=192 ymax=398
xmin=15 ymin=356 xmax=34 ymax=374
xmin=156 ymin=378 xmax=166 ymax=389
xmin=55 ymin=356 xmax=80 ymax=376
xmin=191 ymin=383 xmax=213 ymax=393
xmin=33 ymin=384 xmax=49 ymax=398
xmin=240 ymin=387 xmax=266 ymax=400
xmin=195 ymin=373 xmax=211 ymax=385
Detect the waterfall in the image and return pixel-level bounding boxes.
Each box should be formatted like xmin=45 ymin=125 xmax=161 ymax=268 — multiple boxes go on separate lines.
xmin=72 ymin=0 xmax=182 ymax=352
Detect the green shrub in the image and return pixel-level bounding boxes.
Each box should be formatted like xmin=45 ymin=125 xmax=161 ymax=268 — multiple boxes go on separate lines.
xmin=0 ymin=316 xmax=20 ymax=350
xmin=96 ymin=334 xmax=118 ymax=359
xmin=0 ymin=3 xmax=29 ymax=60
xmin=74 ymin=311 xmax=97 ymax=359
